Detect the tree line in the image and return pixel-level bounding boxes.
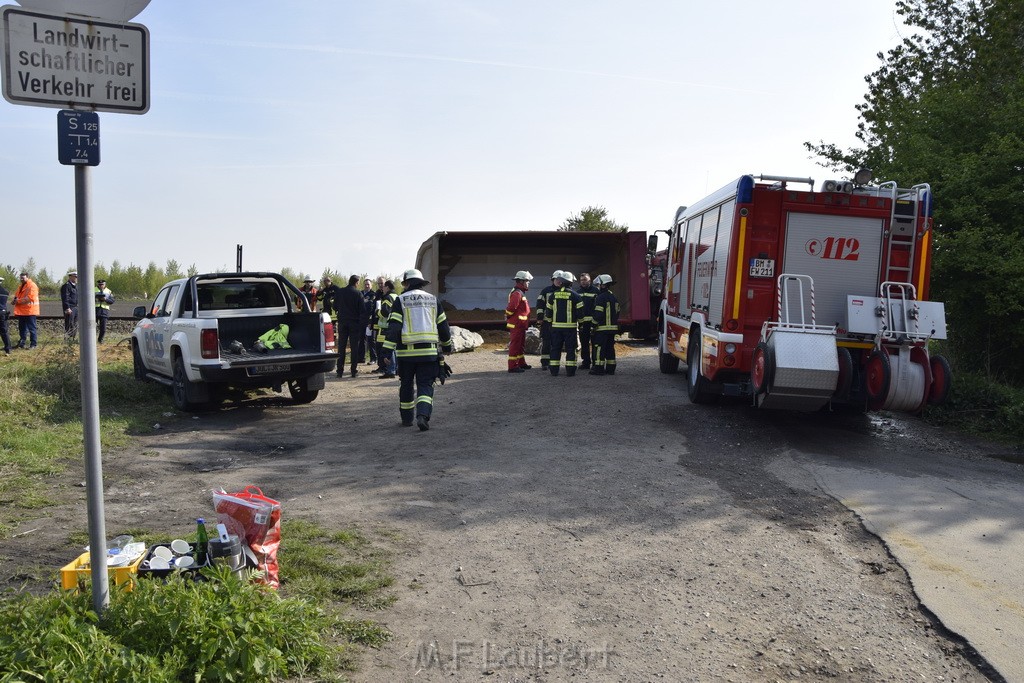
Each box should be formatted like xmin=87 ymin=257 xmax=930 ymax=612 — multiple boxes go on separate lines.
xmin=0 ymin=260 xmax=396 ymax=301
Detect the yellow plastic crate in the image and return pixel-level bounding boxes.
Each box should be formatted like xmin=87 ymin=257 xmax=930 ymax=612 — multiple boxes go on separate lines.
xmin=60 ymin=551 xmax=145 ymax=592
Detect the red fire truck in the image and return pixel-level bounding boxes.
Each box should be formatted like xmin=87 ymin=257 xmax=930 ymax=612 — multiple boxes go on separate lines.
xmin=657 ymin=172 xmax=951 ymax=413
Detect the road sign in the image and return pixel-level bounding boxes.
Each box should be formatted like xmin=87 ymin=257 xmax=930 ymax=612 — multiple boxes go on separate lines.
xmin=1 ymin=5 xmax=149 ymax=113
xmin=57 ymin=109 xmax=99 ymax=165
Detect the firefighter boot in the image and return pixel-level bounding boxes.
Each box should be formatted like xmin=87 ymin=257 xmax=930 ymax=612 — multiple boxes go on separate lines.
xmin=606 ymin=363 xmax=616 ymax=375
xmin=589 ymin=366 xmax=606 ymax=375
xmin=416 ymin=415 xmax=430 ymax=431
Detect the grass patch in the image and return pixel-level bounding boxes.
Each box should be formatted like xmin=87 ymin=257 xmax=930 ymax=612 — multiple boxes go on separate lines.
xmin=0 ymin=335 xmax=168 ymax=537
xmin=1 ymin=520 xmax=396 ymax=681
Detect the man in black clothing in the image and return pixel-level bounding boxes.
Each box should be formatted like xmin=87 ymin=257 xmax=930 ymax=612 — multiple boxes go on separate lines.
xmin=0 ymin=277 xmax=10 ymax=354
xmin=576 ymin=272 xmax=598 ymax=369
xmin=535 ymin=271 xmax=559 ymax=369
xmin=332 ymin=274 xmax=365 ymax=377
xmin=60 ymin=270 xmax=79 ymax=339
xmin=360 ymin=278 xmax=377 ymax=365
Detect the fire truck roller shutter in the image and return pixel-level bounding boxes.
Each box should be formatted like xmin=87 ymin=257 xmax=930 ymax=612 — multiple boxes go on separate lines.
xmin=782 ymin=213 xmax=884 ymax=330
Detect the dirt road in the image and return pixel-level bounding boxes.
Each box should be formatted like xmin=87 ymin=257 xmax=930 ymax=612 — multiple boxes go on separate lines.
xmin=8 ymin=341 xmax=1003 ymax=681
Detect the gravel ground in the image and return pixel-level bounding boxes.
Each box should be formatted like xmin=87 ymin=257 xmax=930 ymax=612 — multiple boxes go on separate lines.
xmin=1 ymin=338 xmax=997 ymax=682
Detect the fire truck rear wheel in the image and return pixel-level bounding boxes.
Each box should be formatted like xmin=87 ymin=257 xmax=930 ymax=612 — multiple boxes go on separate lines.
xmin=864 ymin=348 xmax=892 ymax=410
xmin=687 ymin=335 xmax=715 ymax=404
xmin=751 ymin=341 xmax=773 ymax=395
xmin=834 ymin=346 xmax=853 ymax=400
xmin=927 ymin=354 xmax=952 ymax=406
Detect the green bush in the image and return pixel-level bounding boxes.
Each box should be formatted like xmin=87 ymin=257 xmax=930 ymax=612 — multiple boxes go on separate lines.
xmin=925 ymin=370 xmax=1024 ymax=444
xmin=0 ymin=566 xmax=340 ymax=682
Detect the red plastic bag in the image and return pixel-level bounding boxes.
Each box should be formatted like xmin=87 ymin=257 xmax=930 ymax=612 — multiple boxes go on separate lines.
xmin=212 ymin=486 xmax=281 ymax=588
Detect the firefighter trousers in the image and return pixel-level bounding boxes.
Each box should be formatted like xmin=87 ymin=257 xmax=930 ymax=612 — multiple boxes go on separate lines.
xmin=549 ymin=327 xmax=578 ymax=376
xmin=397 ymin=359 xmax=439 ymax=425
xmin=592 ymin=331 xmax=616 ymax=374
xmin=508 ymin=326 xmax=528 ymax=370
xmin=539 ymin=321 xmax=551 ymax=368
xmin=578 ymin=321 xmax=594 ymax=366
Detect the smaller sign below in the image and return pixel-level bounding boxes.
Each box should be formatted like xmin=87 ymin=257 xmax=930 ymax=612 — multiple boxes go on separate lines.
xmin=57 ymin=109 xmax=100 ymax=166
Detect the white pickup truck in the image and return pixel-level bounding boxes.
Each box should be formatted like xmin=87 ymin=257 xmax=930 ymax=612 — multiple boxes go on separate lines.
xmin=131 ymin=272 xmax=337 ymax=410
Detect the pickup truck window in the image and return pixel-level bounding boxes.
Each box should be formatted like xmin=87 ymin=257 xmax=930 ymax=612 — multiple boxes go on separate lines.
xmin=156 ymin=285 xmax=180 ymax=317
xmin=196 ymin=282 xmax=286 ymax=311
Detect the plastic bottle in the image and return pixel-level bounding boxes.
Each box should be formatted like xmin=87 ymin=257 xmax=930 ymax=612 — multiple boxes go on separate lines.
xmin=195 ymin=518 xmax=209 ymax=566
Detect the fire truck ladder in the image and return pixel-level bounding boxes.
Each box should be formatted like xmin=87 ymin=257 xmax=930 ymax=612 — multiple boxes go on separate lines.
xmin=880 ymin=182 xmax=930 ymax=286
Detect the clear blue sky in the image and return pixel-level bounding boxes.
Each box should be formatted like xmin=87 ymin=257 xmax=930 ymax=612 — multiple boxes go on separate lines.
xmin=2 ymin=1 xmax=907 ymax=281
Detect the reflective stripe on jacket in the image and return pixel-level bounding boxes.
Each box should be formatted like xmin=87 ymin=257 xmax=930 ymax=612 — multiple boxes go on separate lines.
xmin=376 ymin=292 xmax=397 ymax=342
xmin=383 ymin=287 xmax=452 ymax=359
xmin=592 ymin=290 xmax=619 ymax=332
xmin=505 ymin=288 xmax=530 ymax=330
xmin=545 ymin=286 xmax=583 ymax=328
xmin=577 ymin=284 xmax=598 ymax=323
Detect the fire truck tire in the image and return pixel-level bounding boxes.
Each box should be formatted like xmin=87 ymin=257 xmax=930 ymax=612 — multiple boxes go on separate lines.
xmin=928 ymin=354 xmax=952 ymax=406
xmin=864 ymin=348 xmax=892 ymax=410
xmin=659 ymin=333 xmax=680 ymax=374
xmin=687 ymin=335 xmax=715 ymax=404
xmin=834 ymin=346 xmax=853 ymax=400
xmin=751 ymin=341 xmax=773 ymax=396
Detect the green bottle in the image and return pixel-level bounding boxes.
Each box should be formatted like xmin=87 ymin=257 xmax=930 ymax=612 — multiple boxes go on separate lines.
xmin=195 ymin=518 xmax=209 ymax=566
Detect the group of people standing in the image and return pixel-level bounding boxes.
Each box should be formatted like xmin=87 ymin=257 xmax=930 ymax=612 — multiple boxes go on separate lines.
xmin=505 ymin=269 xmax=619 ymax=376
xmin=303 ymin=269 xmax=452 ymax=431
xmin=0 ymin=270 xmax=115 ymax=354
xmin=301 ymin=274 xmax=400 ymax=380
xmin=0 ymin=270 xmax=116 ymax=355
xmin=58 ymin=270 xmax=116 ymax=343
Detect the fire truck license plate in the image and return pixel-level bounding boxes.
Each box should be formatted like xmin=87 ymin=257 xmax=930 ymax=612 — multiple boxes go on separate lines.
xmin=749 ymin=258 xmax=774 ymax=278
xmin=248 ymin=364 xmax=290 ymax=376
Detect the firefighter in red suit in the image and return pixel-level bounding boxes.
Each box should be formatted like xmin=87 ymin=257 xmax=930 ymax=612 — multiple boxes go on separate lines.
xmin=505 ymin=270 xmax=533 ymax=373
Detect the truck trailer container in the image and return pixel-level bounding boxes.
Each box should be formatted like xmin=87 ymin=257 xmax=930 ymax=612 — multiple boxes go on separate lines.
xmin=415 ymin=230 xmax=655 ymax=336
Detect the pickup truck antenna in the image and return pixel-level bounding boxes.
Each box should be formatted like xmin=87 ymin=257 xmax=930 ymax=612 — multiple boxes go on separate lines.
xmin=236 ymin=244 xmax=243 ymax=273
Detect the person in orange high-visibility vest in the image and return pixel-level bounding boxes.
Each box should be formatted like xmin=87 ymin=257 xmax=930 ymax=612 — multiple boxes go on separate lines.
xmin=505 ymin=270 xmax=533 ymax=372
xmin=13 ymin=272 xmax=40 ymax=349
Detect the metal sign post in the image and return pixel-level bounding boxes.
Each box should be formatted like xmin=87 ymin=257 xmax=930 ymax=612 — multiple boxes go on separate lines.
xmin=74 ymin=162 xmax=110 ymax=611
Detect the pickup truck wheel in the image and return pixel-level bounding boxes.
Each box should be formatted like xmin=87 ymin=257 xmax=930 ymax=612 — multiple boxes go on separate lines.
xmin=686 ymin=334 xmax=715 ymax=405
xmin=172 ymin=356 xmax=200 ymax=411
xmin=132 ymin=343 xmax=147 ymax=382
xmin=288 ymin=379 xmax=319 ymax=404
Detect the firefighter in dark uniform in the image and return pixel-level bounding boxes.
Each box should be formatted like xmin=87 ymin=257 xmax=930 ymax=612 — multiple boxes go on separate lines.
xmin=376 ymin=280 xmax=398 ymax=378
xmin=545 ymin=271 xmax=584 ymax=377
xmin=505 ymin=270 xmax=533 ymax=372
xmin=383 ymin=269 xmax=453 ymax=431
xmin=576 ymin=272 xmax=598 ymax=370
xmin=535 ymin=270 xmax=559 ymax=370
xmin=590 ymin=274 xmax=620 ymax=375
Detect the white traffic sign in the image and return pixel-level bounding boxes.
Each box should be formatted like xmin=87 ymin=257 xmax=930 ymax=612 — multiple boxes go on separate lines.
xmin=1 ymin=5 xmax=149 ymax=113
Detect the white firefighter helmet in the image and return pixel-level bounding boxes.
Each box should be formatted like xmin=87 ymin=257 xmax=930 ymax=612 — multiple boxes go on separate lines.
xmin=560 ymin=271 xmax=575 ymax=284
xmin=551 ymin=269 xmax=562 ymax=280
xmin=595 ymin=273 xmax=615 ymax=286
xmin=514 ymin=270 xmax=534 ymax=281
xmin=401 ymin=268 xmax=429 ymax=286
